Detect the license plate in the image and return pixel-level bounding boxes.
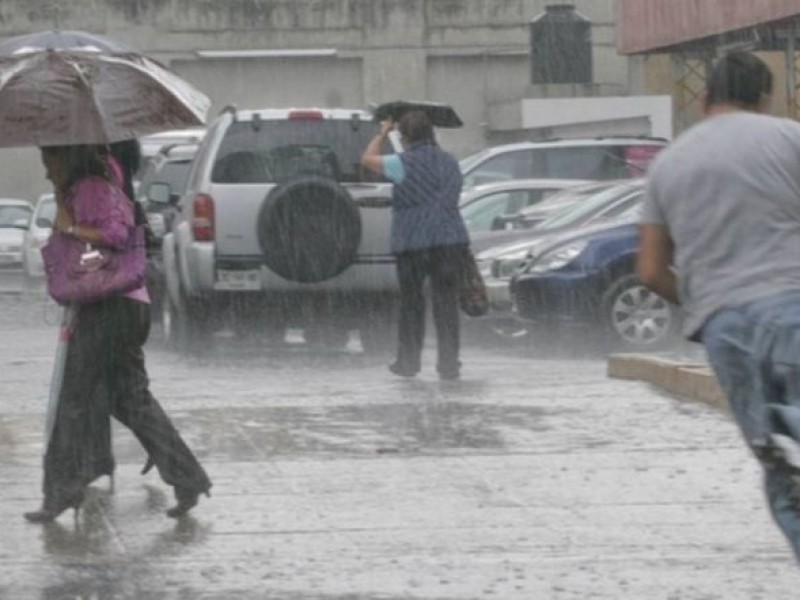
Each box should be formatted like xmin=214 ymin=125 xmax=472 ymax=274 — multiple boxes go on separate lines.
xmin=215 ymin=269 xmax=261 ymax=290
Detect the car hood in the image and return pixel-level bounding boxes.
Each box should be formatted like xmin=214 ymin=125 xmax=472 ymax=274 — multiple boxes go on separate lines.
xmin=526 ymin=218 xmax=639 ymax=262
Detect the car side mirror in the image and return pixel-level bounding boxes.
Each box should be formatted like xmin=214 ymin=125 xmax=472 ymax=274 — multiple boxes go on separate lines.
xmin=147 ymin=182 xmax=171 ymax=205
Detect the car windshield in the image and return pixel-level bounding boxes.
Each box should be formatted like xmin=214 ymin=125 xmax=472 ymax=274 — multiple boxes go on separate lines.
xmin=212 ymin=119 xmax=388 ymax=184
xmin=36 ymin=198 xmax=56 ymax=227
xmin=517 ymin=182 xmax=619 ymax=219
xmin=459 ymin=148 xmax=492 ymax=173
xmin=0 ymin=204 xmax=31 ymax=226
xmin=534 ymin=183 xmax=640 ymax=230
xmin=461 ymin=187 xmax=562 ymax=232
xmin=153 ymin=160 xmax=193 ymax=195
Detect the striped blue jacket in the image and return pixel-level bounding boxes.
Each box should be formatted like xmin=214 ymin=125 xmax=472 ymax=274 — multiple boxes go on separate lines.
xmin=390 ymin=142 xmax=469 ymax=253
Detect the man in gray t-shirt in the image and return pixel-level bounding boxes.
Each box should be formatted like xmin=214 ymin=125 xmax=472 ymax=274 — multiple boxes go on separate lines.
xmin=638 ymin=51 xmax=800 ymax=564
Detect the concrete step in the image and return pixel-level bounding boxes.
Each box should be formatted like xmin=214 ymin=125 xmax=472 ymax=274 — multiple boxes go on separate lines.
xmin=608 ymin=353 xmax=726 ymax=409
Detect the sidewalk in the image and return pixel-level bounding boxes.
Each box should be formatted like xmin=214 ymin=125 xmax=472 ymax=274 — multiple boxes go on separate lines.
xmin=1 ymin=298 xmax=798 ymax=599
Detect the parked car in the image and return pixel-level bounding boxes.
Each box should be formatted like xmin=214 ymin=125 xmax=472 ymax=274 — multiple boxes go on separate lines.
xmin=160 ymin=107 xmax=397 ymax=350
xmin=0 ymin=198 xmax=33 ymax=293
xmin=459 ymin=178 xmax=590 ymax=233
xmin=509 ymin=196 xmax=680 ymax=350
xmin=496 ymin=180 xmax=623 ymax=229
xmin=137 ymin=143 xmax=199 ymax=242
xmin=21 ymin=193 xmax=55 ymax=294
xmin=470 ymin=179 xmax=642 ymax=255
xmin=468 ymin=179 xmax=625 ymax=253
xmin=473 ymin=180 xmax=647 ymax=341
xmin=139 ymin=127 xmax=206 ymax=177
xmin=134 ymin=142 xmax=200 ymax=320
xmin=459 ymin=136 xmax=667 ymax=190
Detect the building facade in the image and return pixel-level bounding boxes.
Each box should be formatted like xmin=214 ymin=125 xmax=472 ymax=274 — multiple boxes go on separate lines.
xmin=0 ymin=0 xmax=644 ymax=200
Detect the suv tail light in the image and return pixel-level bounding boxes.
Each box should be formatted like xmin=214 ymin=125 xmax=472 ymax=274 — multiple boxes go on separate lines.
xmin=288 ymin=109 xmax=324 ymax=121
xmin=192 ymin=194 xmax=215 ymax=241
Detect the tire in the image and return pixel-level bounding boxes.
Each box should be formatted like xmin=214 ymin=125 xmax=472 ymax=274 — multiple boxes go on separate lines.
xmin=257 ymin=176 xmax=362 ymax=283
xmin=601 ymin=274 xmax=679 ymax=350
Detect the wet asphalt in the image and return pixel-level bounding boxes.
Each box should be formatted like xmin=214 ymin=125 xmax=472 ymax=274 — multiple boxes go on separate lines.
xmin=0 ymin=293 xmax=798 ymax=599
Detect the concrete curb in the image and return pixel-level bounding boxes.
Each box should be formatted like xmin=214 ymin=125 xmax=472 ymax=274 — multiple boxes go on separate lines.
xmin=607 ymin=353 xmax=727 ymax=410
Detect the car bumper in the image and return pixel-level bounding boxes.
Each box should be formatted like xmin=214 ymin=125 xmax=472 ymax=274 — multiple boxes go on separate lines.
xmin=511 ymin=270 xmax=604 ymax=324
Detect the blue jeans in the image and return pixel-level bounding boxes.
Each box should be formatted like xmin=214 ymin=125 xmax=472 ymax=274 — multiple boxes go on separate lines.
xmin=702 ymin=291 xmax=800 ymax=561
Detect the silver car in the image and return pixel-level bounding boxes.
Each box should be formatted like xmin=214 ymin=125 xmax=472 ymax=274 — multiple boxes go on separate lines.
xmin=0 ymin=198 xmax=33 ymax=293
xmin=22 ymin=193 xmax=55 ymax=294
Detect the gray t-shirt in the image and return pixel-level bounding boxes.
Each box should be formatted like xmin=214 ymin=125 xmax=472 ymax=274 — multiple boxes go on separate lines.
xmin=642 ymin=111 xmax=800 ymax=339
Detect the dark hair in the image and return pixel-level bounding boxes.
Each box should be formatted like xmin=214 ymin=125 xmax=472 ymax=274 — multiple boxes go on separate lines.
xmin=706 ymin=51 xmax=773 ymax=108
xmin=398 ymin=110 xmax=436 ymax=145
xmin=107 ymin=139 xmax=142 ymax=205
xmin=106 ymin=139 xmax=150 ymax=234
xmin=41 ymin=144 xmax=108 ymax=191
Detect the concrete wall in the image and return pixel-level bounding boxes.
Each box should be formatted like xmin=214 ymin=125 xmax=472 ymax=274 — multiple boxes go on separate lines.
xmin=0 ymin=0 xmax=633 ymax=201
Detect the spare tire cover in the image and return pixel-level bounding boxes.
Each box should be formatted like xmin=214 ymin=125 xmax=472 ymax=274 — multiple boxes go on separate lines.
xmin=257 ymin=176 xmax=362 ymax=283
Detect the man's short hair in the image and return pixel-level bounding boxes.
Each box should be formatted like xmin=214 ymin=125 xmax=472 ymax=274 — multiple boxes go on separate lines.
xmin=706 ymin=51 xmax=773 ymax=108
xmin=398 ymin=110 xmax=435 ymax=145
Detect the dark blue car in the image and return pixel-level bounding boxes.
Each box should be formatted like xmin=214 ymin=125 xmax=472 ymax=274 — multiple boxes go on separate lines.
xmin=509 ymin=211 xmax=680 ymax=349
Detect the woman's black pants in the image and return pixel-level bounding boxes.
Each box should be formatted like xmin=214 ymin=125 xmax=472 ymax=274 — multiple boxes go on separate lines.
xmin=42 ymin=296 xmax=211 ymax=508
xmin=394 ymin=243 xmax=466 ymax=377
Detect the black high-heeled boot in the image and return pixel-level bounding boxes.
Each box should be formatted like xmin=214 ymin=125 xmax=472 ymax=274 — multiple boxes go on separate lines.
xmin=23 ymin=493 xmax=84 ymax=523
xmin=166 ymin=486 xmax=211 ymax=518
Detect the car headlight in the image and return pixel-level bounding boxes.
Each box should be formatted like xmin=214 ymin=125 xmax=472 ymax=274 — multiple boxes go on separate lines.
xmin=528 ymin=241 xmax=588 ymax=274
xmin=477 ymin=259 xmax=493 ymax=279
xmin=492 ymin=250 xmax=533 ymax=279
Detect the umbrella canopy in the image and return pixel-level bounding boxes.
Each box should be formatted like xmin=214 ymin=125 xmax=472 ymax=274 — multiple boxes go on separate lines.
xmin=372 ymin=100 xmax=463 ymax=128
xmin=0 ymin=30 xmax=131 ymax=55
xmin=0 ymin=31 xmax=210 ymax=148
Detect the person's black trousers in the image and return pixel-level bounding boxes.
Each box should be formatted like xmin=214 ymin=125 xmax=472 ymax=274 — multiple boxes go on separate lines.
xmin=43 ymin=296 xmax=211 ymax=509
xmin=394 ymin=243 xmax=466 ymax=377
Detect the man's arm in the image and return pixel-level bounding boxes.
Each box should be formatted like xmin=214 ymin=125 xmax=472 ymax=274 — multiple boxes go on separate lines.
xmin=637 ymin=223 xmax=679 ymax=305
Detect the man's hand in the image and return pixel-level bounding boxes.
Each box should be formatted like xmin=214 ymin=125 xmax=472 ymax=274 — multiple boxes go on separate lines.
xmin=637 ymin=223 xmax=679 ymax=304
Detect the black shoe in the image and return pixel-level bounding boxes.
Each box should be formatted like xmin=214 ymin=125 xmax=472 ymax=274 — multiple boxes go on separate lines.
xmin=166 ymin=487 xmax=210 ymax=518
xmin=438 ymin=370 xmax=460 ymax=381
xmin=388 ymin=362 xmax=418 ymax=378
xmin=24 ymin=492 xmax=84 ymax=523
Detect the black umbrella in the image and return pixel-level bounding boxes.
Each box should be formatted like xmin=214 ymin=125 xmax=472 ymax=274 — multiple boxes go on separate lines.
xmin=372 ymin=100 xmax=463 ymax=128
xmin=0 ymin=30 xmax=131 ymax=55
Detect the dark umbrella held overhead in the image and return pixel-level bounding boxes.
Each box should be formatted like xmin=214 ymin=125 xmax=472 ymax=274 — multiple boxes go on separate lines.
xmin=372 ymin=100 xmax=464 ymax=128
xmin=0 ymin=30 xmax=210 ymax=148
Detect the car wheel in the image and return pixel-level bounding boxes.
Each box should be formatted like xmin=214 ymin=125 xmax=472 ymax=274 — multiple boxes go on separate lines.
xmin=602 ymin=274 xmax=679 ymax=350
xmin=257 ymin=176 xmax=362 ymax=283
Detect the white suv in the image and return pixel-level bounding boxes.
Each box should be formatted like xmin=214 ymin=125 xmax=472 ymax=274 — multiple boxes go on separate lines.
xmin=459 ymin=137 xmax=668 ymax=189
xmin=160 ymin=107 xmax=397 ymax=350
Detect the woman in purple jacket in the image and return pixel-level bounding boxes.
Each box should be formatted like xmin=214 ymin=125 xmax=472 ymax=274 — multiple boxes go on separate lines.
xmin=24 ymin=144 xmax=211 ymax=523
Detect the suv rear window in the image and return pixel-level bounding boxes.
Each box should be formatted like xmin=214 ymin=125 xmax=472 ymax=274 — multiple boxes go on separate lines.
xmin=212 ymin=119 xmax=386 ymax=184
